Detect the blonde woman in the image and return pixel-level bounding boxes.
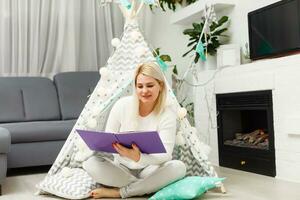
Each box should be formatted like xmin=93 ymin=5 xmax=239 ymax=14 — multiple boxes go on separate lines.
xmin=83 ymin=62 xmax=186 ymax=199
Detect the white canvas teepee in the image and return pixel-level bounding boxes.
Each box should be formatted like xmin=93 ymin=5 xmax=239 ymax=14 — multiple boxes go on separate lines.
xmin=37 ymin=1 xmax=223 ymax=198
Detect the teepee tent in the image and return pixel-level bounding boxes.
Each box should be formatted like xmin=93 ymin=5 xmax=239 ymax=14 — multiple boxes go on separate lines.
xmin=36 ymin=1 xmax=224 ymax=198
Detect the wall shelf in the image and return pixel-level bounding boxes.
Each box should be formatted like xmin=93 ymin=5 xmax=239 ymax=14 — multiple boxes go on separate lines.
xmin=170 ymin=0 xmax=235 ymax=25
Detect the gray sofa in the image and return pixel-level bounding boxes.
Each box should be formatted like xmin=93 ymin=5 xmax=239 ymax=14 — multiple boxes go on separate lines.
xmin=0 ymin=71 xmax=100 ymax=195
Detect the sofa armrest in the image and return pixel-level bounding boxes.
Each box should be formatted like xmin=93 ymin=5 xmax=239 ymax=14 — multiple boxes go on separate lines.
xmin=0 ymin=127 xmax=11 ymax=154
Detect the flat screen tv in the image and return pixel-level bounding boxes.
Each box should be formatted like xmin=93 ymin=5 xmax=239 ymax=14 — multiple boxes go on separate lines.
xmin=248 ymin=0 xmax=300 ymax=60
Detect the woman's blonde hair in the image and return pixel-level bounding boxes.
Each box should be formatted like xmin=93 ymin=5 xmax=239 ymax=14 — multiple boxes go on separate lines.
xmin=133 ymin=62 xmax=167 ymax=115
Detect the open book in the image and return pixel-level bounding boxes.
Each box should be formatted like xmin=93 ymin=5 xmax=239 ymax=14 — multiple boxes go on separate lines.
xmin=76 ymin=129 xmax=166 ymax=154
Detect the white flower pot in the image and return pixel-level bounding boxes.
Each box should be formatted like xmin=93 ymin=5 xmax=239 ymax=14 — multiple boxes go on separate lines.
xmin=199 ymin=55 xmax=217 ymax=71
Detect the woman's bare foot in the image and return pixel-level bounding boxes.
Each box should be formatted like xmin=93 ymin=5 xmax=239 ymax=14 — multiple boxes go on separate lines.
xmin=90 ymin=187 xmax=121 ymax=199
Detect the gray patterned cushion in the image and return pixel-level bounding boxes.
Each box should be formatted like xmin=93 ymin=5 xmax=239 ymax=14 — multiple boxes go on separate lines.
xmin=172 ymin=145 xmax=210 ymax=177
xmin=36 ymin=167 xmax=99 ymax=199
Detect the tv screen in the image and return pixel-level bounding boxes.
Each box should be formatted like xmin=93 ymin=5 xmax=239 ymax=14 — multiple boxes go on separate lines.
xmin=248 ymin=0 xmax=300 ymax=60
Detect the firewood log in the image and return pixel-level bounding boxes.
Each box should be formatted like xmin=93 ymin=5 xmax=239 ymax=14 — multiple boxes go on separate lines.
xmin=243 ymin=129 xmax=262 ymax=143
xmin=235 ymin=133 xmax=243 ymax=140
xmin=253 ymin=134 xmax=269 ymax=145
xmin=249 ymin=130 xmax=265 ymax=143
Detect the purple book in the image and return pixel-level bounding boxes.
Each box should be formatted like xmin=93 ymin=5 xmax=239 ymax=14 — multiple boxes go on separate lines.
xmin=76 ymin=129 xmax=166 ymax=154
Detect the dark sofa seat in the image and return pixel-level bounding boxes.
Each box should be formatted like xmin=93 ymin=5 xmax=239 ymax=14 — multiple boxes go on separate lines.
xmin=1 ymin=120 xmax=76 ymax=143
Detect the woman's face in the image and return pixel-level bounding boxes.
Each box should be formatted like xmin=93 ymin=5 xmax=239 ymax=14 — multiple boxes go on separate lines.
xmin=136 ymin=73 xmax=161 ymax=105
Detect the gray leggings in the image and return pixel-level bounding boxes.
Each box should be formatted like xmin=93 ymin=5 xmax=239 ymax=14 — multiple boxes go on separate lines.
xmin=82 ymin=156 xmax=186 ymax=198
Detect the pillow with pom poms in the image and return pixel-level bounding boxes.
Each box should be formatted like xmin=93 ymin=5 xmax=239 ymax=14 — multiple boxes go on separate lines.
xmin=149 ymin=176 xmax=225 ymax=200
xmin=36 ymin=167 xmax=99 ymax=199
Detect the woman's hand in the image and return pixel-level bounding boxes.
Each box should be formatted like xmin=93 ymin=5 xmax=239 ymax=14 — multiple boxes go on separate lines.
xmin=113 ymin=143 xmax=141 ymax=162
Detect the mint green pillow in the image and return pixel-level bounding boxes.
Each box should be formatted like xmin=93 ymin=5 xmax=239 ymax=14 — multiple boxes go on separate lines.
xmin=149 ymin=176 xmax=225 ymax=200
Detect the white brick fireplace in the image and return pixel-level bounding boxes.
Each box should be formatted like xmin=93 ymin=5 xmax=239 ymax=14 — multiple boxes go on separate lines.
xmin=194 ymin=54 xmax=300 ymax=183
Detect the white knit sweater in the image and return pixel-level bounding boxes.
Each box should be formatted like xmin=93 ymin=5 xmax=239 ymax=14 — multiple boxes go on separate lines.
xmin=105 ymin=96 xmax=177 ymax=169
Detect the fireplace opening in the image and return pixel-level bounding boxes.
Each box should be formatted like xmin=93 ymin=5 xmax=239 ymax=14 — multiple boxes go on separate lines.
xmin=222 ymin=110 xmax=269 ymax=150
xmin=216 ymin=90 xmax=276 ymax=177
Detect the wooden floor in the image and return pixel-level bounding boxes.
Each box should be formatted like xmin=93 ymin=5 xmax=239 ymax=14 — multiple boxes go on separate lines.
xmin=1 ymin=166 xmax=300 ymax=200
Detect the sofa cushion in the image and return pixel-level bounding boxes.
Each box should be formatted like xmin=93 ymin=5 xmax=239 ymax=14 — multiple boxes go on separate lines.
xmin=54 ymin=72 xmax=100 ymax=120
xmin=0 ymin=77 xmax=61 ymax=123
xmin=0 ymin=89 xmax=25 ymax=122
xmin=0 ymin=127 xmax=11 ymax=153
xmin=1 ymin=120 xmax=76 ymax=144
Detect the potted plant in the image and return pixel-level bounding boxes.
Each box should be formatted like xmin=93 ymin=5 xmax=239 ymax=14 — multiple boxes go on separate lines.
xmin=182 ymin=16 xmax=229 ymax=64
xmin=149 ymin=0 xmax=197 ymax=11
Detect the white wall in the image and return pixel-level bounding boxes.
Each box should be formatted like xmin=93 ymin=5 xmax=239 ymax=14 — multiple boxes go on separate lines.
xmin=138 ymin=0 xmax=300 ymax=182
xmin=138 ymin=6 xmax=191 ymax=75
xmin=137 ymin=0 xmax=282 ymax=105
xmin=137 ymin=6 xmax=195 ymax=99
xmin=139 ymin=0 xmax=281 ymax=71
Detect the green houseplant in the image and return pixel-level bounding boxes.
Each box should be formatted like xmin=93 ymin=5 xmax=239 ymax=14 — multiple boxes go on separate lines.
xmin=152 ymin=48 xmax=172 ymax=63
xmin=150 ymin=0 xmax=197 ymax=11
xmin=182 ymin=16 xmax=229 ymax=63
xmin=157 ymin=0 xmax=182 ymax=11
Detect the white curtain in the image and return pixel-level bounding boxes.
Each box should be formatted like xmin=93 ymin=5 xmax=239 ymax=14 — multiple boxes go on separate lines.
xmin=0 ymin=0 xmax=124 ymax=77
